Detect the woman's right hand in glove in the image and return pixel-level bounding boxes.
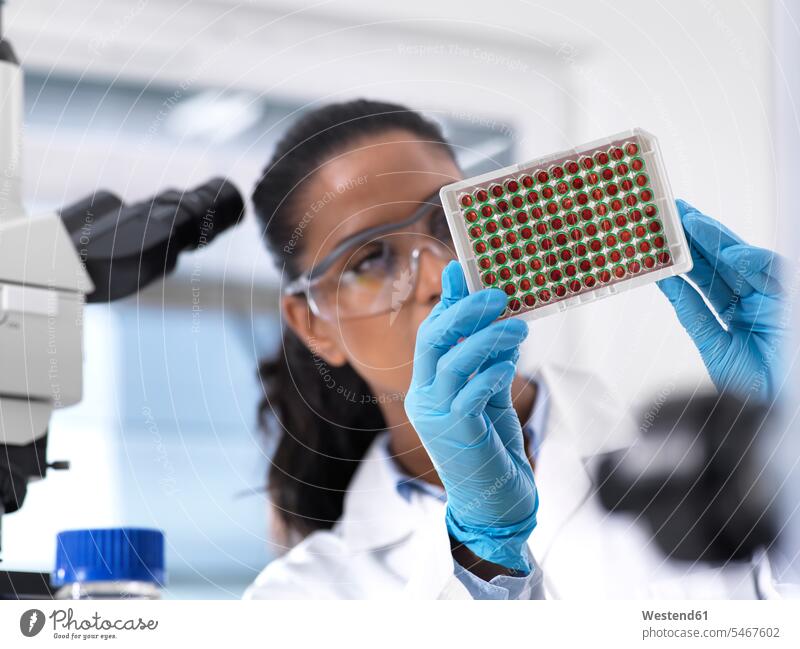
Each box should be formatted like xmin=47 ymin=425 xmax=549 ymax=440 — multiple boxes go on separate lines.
xmin=404 ymin=261 xmax=538 ymax=573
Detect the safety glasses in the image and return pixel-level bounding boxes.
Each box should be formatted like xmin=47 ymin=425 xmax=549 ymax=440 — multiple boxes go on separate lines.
xmin=284 ymin=189 xmax=456 ymax=321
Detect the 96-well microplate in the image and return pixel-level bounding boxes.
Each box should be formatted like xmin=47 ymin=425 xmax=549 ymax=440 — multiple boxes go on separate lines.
xmin=439 ymin=129 xmax=692 ymax=321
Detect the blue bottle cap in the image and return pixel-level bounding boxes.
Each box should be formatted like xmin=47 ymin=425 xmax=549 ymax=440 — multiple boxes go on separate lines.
xmin=52 ymin=528 xmax=165 ymax=587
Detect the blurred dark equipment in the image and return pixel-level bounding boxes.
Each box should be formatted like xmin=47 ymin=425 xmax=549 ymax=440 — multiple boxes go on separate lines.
xmin=0 ymin=570 xmax=53 ymax=599
xmin=60 ymin=177 xmax=244 ymax=302
xmin=596 ymin=392 xmax=778 ymax=563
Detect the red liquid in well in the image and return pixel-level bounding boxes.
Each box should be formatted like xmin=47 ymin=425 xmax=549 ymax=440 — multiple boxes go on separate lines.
xmin=456 ymin=136 xmax=673 ymax=316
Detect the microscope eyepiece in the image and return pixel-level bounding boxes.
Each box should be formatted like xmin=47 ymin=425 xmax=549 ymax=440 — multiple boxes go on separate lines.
xmin=60 ymin=177 xmax=246 ymax=302
xmin=152 ymin=177 xmax=245 ymax=250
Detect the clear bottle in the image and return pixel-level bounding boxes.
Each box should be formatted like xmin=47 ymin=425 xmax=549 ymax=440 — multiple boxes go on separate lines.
xmin=52 ymin=527 xmax=165 ymax=600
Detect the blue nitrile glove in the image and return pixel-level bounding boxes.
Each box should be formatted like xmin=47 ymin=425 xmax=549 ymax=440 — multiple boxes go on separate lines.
xmin=404 ymin=261 xmax=538 ymax=572
xmin=657 ymin=199 xmax=787 ymax=401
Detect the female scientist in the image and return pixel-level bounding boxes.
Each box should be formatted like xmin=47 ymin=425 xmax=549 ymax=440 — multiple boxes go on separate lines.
xmin=242 ymin=100 xmax=785 ymax=599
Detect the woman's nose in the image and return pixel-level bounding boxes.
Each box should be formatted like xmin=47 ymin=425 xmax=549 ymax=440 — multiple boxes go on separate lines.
xmin=414 ymin=246 xmax=449 ymax=307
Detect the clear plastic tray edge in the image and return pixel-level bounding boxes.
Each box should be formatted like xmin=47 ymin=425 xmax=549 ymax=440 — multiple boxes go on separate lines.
xmin=439 ymin=128 xmax=694 ymax=322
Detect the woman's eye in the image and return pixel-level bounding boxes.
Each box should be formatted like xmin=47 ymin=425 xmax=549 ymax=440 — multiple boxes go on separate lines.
xmin=346 ymin=242 xmax=391 ymax=275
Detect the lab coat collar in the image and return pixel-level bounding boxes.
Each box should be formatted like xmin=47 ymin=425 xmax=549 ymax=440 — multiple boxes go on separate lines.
xmin=338 ymin=365 xmax=636 ymax=556
xmin=337 ymin=432 xmax=422 ymax=553
xmin=337 ymin=436 xmax=472 ymax=599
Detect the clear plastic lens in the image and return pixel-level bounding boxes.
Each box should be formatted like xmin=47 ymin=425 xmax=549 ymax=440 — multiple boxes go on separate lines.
xmin=342 ymin=240 xmax=396 ymax=279
xmin=306 ymin=206 xmax=454 ymax=321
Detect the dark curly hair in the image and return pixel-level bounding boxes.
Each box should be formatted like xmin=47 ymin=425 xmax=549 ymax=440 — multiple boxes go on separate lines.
xmin=252 ymin=99 xmax=455 ymax=541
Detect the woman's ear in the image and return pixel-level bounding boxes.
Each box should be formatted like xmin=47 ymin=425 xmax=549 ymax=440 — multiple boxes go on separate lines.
xmin=281 ymin=294 xmax=348 ymax=367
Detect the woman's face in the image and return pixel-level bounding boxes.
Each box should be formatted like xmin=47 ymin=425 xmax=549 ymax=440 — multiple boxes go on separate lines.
xmin=282 ymin=129 xmax=463 ymax=399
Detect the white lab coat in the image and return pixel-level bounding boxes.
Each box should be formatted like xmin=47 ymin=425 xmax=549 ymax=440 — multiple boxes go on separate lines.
xmin=243 ymin=365 xmax=777 ymax=599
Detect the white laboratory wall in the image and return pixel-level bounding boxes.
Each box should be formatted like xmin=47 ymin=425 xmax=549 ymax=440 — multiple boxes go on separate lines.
xmin=772 ymin=0 xmax=800 ymax=572
xmin=4 ymin=0 xmax=780 ymax=437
